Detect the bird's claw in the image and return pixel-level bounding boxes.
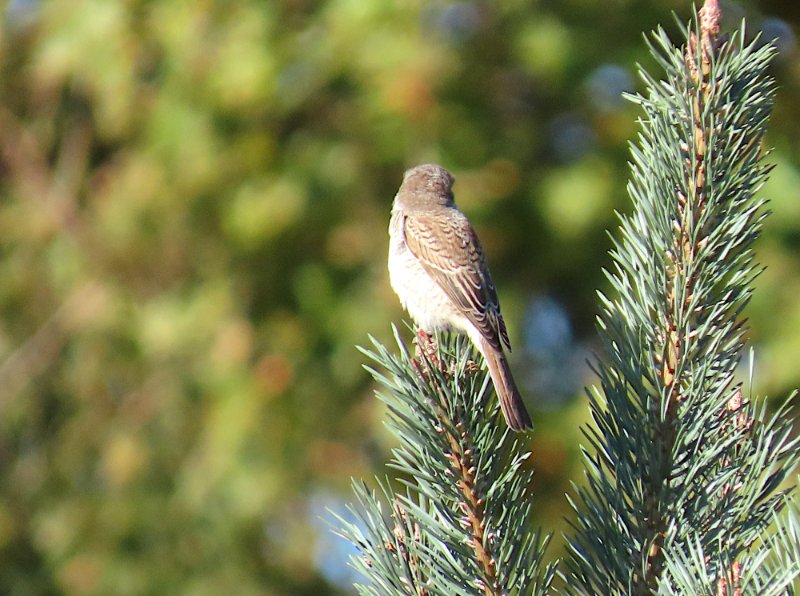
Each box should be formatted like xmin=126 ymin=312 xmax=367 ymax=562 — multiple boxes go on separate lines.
xmin=464 ymin=359 xmax=481 ymax=375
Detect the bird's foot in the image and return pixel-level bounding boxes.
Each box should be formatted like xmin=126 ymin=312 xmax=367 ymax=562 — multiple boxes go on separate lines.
xmin=413 ymin=329 xmax=441 ymax=370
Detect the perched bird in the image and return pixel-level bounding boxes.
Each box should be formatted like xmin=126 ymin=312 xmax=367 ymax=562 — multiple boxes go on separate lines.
xmin=388 ymin=163 xmax=532 ymax=431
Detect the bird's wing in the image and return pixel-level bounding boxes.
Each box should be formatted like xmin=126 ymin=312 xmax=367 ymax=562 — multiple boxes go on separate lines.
xmin=403 ymin=210 xmax=511 ymax=352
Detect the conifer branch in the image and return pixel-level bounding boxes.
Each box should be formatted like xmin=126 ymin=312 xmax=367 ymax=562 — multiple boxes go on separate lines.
xmin=564 ymin=2 xmax=800 ymax=593
xmin=643 ymin=3 xmax=726 ymax=588
xmin=338 ymin=329 xmax=555 ymax=595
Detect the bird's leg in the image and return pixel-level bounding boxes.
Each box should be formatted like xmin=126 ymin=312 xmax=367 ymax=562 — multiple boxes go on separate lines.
xmin=413 ymin=328 xmax=441 ymax=370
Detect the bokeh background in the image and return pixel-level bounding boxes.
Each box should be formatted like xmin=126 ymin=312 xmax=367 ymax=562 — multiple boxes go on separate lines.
xmin=0 ymin=0 xmax=798 ymax=593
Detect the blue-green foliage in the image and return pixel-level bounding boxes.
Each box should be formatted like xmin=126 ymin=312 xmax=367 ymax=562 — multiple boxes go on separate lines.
xmin=337 ymin=329 xmax=555 ymax=594
xmin=564 ymin=16 xmax=800 ymax=594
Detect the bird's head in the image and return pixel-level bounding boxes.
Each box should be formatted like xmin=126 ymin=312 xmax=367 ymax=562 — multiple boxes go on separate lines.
xmin=396 ymin=164 xmax=456 ymax=207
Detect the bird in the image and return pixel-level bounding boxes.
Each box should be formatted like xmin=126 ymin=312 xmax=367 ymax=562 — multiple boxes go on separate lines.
xmin=388 ymin=163 xmax=532 ymax=431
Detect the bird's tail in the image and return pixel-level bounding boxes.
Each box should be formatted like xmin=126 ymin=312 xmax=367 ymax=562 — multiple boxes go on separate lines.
xmin=476 ymin=335 xmax=533 ymax=432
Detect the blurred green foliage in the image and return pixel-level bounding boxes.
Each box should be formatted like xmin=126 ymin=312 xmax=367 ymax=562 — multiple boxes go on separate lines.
xmin=0 ymin=0 xmax=797 ymax=593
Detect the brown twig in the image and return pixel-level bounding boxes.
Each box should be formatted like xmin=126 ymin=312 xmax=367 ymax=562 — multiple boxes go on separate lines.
xmin=412 ymin=337 xmax=500 ymax=595
xmin=443 ymin=424 xmax=498 ymax=595
xmin=639 ymin=1 xmax=723 ymax=591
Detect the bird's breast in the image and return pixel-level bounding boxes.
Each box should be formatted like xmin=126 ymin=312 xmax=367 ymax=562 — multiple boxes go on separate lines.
xmin=388 ymin=210 xmax=469 ymax=332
